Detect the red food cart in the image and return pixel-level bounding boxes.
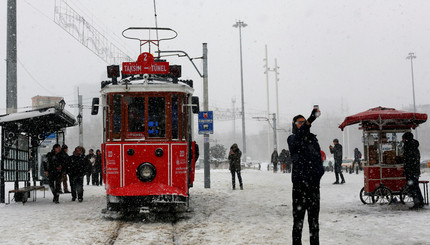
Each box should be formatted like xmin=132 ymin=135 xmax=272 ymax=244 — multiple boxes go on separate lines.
xmin=339 ymin=107 xmax=427 ymax=205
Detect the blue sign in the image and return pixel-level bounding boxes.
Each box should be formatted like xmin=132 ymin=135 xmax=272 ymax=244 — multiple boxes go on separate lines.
xmin=198 ymin=111 xmax=213 ymax=134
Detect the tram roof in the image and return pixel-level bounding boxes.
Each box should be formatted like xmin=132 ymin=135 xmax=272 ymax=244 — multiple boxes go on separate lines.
xmin=101 ymin=79 xmax=194 ymax=95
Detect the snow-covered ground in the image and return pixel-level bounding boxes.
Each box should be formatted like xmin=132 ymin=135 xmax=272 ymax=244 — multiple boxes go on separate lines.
xmin=1 ymin=169 xmax=429 ymax=244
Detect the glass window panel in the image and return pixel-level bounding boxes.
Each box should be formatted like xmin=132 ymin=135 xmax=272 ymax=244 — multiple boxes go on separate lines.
xmin=172 ymin=95 xmax=179 ymax=139
xmin=128 ymin=97 xmax=145 ymax=135
xmin=112 ymin=95 xmax=122 ymax=139
xmin=148 ymin=97 xmax=166 ymax=137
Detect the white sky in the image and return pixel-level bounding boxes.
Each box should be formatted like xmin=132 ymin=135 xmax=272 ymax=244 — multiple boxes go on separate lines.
xmin=1 ymin=0 xmax=430 ymax=157
xmin=1 ymin=1 xmax=430 ymax=115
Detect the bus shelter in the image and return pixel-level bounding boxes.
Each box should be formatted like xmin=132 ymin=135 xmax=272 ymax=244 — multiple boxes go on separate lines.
xmin=0 ymin=105 xmax=76 ymax=203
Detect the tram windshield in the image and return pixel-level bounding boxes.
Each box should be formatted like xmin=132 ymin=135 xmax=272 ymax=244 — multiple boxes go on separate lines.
xmin=106 ymin=93 xmax=187 ymax=141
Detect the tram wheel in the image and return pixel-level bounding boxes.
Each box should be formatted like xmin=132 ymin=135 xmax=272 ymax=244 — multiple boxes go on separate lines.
xmin=359 ymin=187 xmax=374 ymax=204
xmin=400 ymin=186 xmax=414 ymax=205
xmin=372 ymin=186 xmax=393 ymax=205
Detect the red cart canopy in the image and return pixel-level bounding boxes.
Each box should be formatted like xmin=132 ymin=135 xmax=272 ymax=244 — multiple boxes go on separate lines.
xmin=339 ymin=106 xmax=427 ymax=131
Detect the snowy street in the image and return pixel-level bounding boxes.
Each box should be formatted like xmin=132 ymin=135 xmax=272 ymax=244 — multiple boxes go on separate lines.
xmin=1 ymin=169 xmax=429 ymax=245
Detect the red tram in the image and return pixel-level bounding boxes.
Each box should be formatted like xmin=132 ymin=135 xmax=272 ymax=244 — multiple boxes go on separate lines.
xmin=93 ymin=28 xmax=200 ymax=212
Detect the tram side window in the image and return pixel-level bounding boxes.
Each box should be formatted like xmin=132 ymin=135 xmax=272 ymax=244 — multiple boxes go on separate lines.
xmin=181 ymin=94 xmax=187 ymax=140
xmin=128 ymin=97 xmax=145 ymax=134
xmin=112 ymin=95 xmax=122 ymax=139
xmin=172 ymin=95 xmax=179 ymax=140
xmin=148 ymin=97 xmax=166 ymax=137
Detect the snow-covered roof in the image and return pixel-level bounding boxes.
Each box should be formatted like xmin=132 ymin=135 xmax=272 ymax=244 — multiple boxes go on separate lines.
xmin=0 ymin=107 xmax=76 ymax=129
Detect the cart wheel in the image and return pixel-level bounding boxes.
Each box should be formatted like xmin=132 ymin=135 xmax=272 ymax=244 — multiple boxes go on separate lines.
xmin=372 ymin=186 xmax=393 ymax=205
xmin=359 ymin=187 xmax=374 ymax=204
xmin=400 ymin=186 xmax=413 ymax=205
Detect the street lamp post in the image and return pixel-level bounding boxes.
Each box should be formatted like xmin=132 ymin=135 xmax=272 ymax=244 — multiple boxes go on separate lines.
xmin=406 ymin=52 xmax=417 ymax=139
xmin=233 ymin=20 xmax=247 ymax=163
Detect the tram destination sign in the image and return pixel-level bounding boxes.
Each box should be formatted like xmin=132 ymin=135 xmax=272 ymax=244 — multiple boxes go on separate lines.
xmin=122 ymin=52 xmax=169 ymax=75
xmin=198 ymin=111 xmax=213 ymax=134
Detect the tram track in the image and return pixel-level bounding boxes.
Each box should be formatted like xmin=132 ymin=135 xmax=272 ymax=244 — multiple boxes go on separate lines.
xmin=106 ymin=221 xmax=124 ymax=245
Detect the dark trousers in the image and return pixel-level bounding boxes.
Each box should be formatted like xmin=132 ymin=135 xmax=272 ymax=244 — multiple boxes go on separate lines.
xmin=70 ymin=175 xmax=84 ymax=200
xmin=48 ymin=173 xmax=62 ymax=200
xmin=351 ymin=160 xmax=361 ymax=174
xmin=292 ymin=183 xmax=320 ymax=245
xmin=86 ymin=172 xmax=91 ymax=185
xmin=334 ymin=162 xmax=345 ymax=182
xmin=407 ymin=175 xmax=424 ymax=205
xmin=92 ymin=171 xmax=103 ymax=185
xmin=231 ymin=169 xmax=243 ymax=188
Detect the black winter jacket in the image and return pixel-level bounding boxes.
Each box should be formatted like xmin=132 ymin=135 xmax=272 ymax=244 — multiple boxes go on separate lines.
xmin=67 ymin=154 xmax=87 ymax=177
xmin=44 ymin=151 xmax=63 ymax=175
xmin=287 ymin=123 xmax=324 ymax=186
xmin=403 ymin=139 xmax=420 ymax=177
xmin=330 ymin=144 xmax=343 ymax=163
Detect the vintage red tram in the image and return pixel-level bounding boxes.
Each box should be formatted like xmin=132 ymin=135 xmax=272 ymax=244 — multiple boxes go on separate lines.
xmin=94 ymin=47 xmax=199 ymax=212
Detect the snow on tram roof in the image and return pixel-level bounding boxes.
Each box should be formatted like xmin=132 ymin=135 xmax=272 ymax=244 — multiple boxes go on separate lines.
xmin=101 ymin=78 xmax=194 ymax=94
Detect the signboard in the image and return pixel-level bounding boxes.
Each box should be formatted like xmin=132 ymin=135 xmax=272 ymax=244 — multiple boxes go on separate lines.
xmin=122 ymin=52 xmax=169 ymax=75
xmin=198 ymin=111 xmax=214 ymax=134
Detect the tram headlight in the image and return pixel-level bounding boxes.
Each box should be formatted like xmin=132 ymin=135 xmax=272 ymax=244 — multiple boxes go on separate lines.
xmin=136 ymin=163 xmax=156 ymax=182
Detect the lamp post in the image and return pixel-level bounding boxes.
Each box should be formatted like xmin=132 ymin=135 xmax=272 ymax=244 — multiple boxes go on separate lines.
xmin=233 ymin=20 xmax=247 ymax=163
xmin=406 ymin=52 xmax=417 ymax=139
xmin=77 ymin=113 xmax=83 ymax=146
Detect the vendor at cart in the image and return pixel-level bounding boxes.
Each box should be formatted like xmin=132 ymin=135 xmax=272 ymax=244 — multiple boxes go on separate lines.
xmin=402 ymin=132 xmax=424 ymax=209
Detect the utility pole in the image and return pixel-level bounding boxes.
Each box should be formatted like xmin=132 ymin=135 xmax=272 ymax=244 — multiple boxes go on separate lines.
xmin=233 ymin=20 xmax=247 ymax=163
xmin=272 ymin=113 xmax=277 ymax=150
xmin=274 ymin=59 xmax=280 ymax=149
xmin=203 ymin=43 xmax=210 ymax=188
xmin=6 ymin=0 xmax=17 ymax=114
xmin=264 ymin=45 xmax=271 ymax=158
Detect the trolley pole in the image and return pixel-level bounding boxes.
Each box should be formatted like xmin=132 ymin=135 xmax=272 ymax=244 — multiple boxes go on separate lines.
xmin=203 ymin=43 xmax=210 ymax=188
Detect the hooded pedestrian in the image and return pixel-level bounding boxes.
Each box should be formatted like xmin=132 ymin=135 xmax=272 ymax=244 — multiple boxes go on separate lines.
xmin=271 ymin=149 xmax=279 ymax=173
xmin=228 ymin=143 xmax=243 ymax=190
xmin=287 ymin=108 xmax=325 ymax=245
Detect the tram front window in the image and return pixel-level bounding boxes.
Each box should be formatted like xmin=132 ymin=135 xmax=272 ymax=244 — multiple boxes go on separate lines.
xmin=128 ymin=97 xmax=145 ymax=137
xmin=148 ymin=97 xmax=166 ymax=137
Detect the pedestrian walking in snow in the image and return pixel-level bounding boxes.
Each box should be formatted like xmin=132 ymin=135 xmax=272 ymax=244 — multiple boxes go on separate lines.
xmin=329 ymin=139 xmax=345 ymax=184
xmin=94 ymin=149 xmax=103 ymax=186
xmin=279 ymin=149 xmax=288 ymax=173
xmin=271 ymin=149 xmax=279 ymax=173
xmin=43 ymin=144 xmax=63 ymax=203
xmin=402 ymin=132 xmax=424 ymax=210
xmin=352 ymin=148 xmax=362 ymax=174
xmin=85 ymin=149 xmax=95 ymax=185
xmin=228 ymin=143 xmax=243 ymax=190
xmin=67 ymin=146 xmax=87 ymax=202
xmin=60 ymin=145 xmax=71 ymax=193
xmin=286 ymin=150 xmax=292 ymax=173
xmin=287 ymin=108 xmax=325 ymax=245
